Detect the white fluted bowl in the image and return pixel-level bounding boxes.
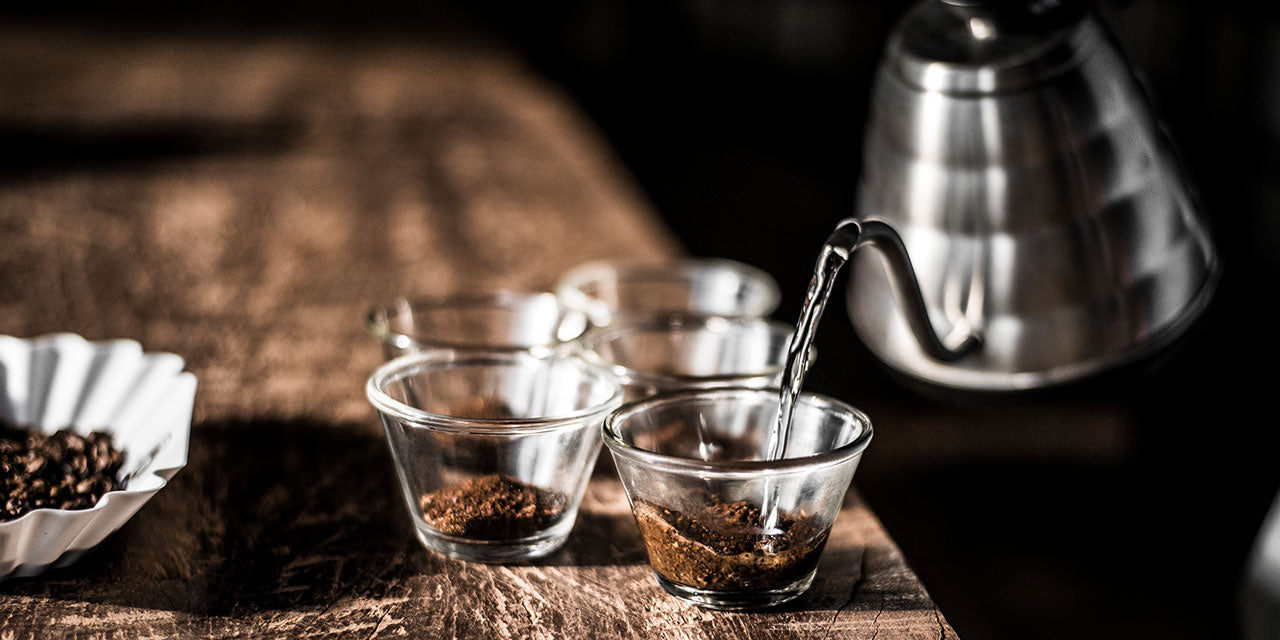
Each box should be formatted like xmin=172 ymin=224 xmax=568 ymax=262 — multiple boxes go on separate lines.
xmin=0 ymin=333 xmax=196 ymax=580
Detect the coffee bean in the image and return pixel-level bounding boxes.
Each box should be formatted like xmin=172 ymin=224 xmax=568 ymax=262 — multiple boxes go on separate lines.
xmin=1 ymin=422 xmax=125 ymax=521
xmin=24 ymin=457 xmax=45 ymax=474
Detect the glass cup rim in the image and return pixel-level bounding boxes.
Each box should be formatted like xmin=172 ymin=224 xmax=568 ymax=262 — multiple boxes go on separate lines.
xmin=580 ymin=314 xmax=796 ymax=388
xmin=365 ymin=291 xmax=588 ymax=355
xmin=556 ymin=257 xmax=783 ymax=321
xmin=602 ymin=386 xmax=873 ymax=476
xmin=366 ymin=349 xmax=624 ymax=434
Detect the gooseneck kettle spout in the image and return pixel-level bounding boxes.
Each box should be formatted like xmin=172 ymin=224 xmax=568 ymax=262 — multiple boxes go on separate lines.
xmin=828 ymin=218 xmax=980 ymax=362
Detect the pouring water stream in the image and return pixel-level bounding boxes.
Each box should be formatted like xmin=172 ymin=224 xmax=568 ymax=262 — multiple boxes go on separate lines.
xmin=759 ymin=218 xmax=979 ymax=535
xmin=759 ymin=221 xmax=860 ymax=534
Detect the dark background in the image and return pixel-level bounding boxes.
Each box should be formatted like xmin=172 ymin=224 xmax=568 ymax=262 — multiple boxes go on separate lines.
xmin=5 ymin=1 xmax=1277 ymax=638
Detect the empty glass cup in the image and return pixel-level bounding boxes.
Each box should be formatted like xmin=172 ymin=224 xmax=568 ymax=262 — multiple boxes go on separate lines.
xmin=366 ymin=292 xmax=590 ymax=360
xmin=581 ymin=315 xmax=796 ymax=402
xmin=556 ymin=259 xmax=781 ymax=327
xmin=366 ymin=349 xmax=623 ymax=562
xmin=604 ymin=387 xmax=872 ymax=609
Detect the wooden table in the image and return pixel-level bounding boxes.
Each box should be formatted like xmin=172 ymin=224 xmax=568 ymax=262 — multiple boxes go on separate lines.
xmin=0 ymin=29 xmax=958 ymax=638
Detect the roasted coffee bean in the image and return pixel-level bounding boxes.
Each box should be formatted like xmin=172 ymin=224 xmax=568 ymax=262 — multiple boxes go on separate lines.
xmin=1 ymin=422 xmax=125 ymax=521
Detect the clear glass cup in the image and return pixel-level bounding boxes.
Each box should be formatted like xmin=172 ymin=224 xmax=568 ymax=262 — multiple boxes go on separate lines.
xmin=556 ymin=258 xmax=781 ymax=327
xmin=581 ymin=315 xmax=796 ymax=402
xmin=366 ymin=349 xmax=623 ymax=562
xmin=604 ymin=387 xmax=873 ymax=610
xmin=366 ymin=292 xmax=590 ymax=360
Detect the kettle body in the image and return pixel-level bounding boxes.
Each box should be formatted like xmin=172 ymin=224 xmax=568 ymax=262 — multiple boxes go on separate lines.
xmin=848 ymin=0 xmax=1219 ymax=391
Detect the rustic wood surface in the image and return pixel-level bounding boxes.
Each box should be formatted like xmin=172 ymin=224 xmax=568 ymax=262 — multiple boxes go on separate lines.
xmin=0 ymin=29 xmax=957 ymax=638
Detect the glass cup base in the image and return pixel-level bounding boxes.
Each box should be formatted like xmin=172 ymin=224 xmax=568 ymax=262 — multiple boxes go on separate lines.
xmin=653 ymin=570 xmax=817 ymax=610
xmin=413 ymin=519 xmax=573 ymax=563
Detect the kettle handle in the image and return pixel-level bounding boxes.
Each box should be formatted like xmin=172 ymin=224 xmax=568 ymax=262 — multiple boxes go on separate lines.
xmin=829 ymin=217 xmax=981 ymax=361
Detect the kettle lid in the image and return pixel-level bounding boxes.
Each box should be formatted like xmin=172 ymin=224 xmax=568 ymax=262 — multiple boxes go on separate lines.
xmin=889 ymin=0 xmax=1098 ymax=95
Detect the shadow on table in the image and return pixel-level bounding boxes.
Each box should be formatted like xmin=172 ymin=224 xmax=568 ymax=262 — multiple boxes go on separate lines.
xmin=0 ymin=417 xmax=426 ymax=615
xmin=531 ymin=510 xmax=649 ymax=568
xmin=0 ymin=417 xmax=651 ymax=615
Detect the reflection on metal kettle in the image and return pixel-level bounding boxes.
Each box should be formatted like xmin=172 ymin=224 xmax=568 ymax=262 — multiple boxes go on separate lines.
xmin=844 ymin=0 xmax=1220 ymax=391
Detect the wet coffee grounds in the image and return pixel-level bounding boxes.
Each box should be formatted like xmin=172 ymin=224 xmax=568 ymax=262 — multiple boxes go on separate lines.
xmin=633 ymin=489 xmax=831 ymax=591
xmin=1 ymin=423 xmax=125 ymax=521
xmin=419 ymin=474 xmax=567 ymax=540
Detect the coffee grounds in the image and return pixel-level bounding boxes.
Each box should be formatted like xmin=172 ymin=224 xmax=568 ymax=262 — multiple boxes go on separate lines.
xmin=1 ymin=423 xmax=125 ymax=521
xmin=633 ymin=489 xmax=830 ymax=591
xmin=419 ymin=474 xmax=567 ymax=540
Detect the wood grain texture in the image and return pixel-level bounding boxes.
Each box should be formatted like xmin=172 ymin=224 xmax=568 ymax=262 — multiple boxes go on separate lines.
xmin=0 ymin=29 xmax=956 ymax=638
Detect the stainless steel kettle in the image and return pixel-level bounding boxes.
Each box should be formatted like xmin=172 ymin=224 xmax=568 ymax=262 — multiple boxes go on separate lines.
xmin=845 ymin=0 xmax=1220 ymax=391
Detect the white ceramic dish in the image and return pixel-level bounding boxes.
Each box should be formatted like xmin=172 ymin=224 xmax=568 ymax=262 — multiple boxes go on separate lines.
xmin=0 ymin=333 xmax=196 ymax=580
